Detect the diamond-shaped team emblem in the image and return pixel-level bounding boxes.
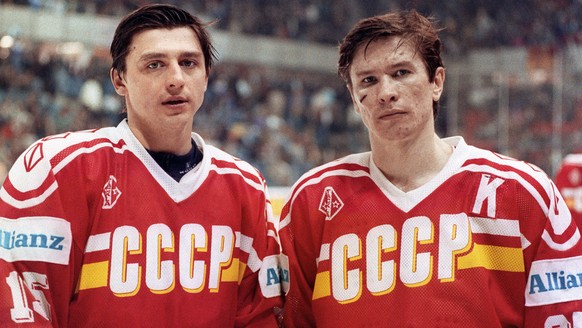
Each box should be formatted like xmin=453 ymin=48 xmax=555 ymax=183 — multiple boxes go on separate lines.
xmin=318 ymin=186 xmax=344 ymax=221
xmin=23 ymin=143 xmax=44 ymax=172
xmin=102 ymin=175 xmax=122 ymax=209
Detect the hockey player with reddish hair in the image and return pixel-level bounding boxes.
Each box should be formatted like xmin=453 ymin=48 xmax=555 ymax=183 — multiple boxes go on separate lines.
xmin=0 ymin=4 xmax=282 ymax=327
xmin=279 ymin=9 xmax=582 ymax=327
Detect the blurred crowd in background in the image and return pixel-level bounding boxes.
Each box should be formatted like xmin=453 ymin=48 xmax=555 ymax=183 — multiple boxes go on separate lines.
xmin=2 ymin=0 xmax=582 ymax=50
xmin=1 ymin=0 xmax=582 ymax=185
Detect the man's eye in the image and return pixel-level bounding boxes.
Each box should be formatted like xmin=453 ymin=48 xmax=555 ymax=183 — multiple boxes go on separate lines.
xmin=147 ymin=62 xmax=161 ymax=69
xmin=362 ymin=76 xmax=376 ymax=83
xmin=182 ymin=60 xmax=196 ymax=67
xmin=395 ymin=69 xmax=409 ymax=77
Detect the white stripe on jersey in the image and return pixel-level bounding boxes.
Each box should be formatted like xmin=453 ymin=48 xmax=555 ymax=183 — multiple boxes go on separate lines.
xmin=461 ymin=144 xmax=580 ymax=250
xmin=459 ymin=164 xmax=551 ymax=217
xmin=0 ymin=180 xmax=58 ymax=209
xmin=469 ymin=216 xmax=521 ymax=237
xmin=1 ymin=131 xmax=128 ymax=209
xmin=53 ymin=142 xmax=129 ymax=174
xmin=210 ymin=165 xmax=264 ymax=192
xmin=239 ymin=233 xmax=263 ymax=272
xmin=317 ymin=243 xmax=330 ymax=265
xmin=280 ymin=137 xmax=580 ymax=251
xmin=279 ymin=167 xmax=370 ymax=231
xmin=542 ymin=229 xmax=581 ymax=251
xmin=240 ymin=233 xmax=253 ymax=253
xmin=85 ymin=232 xmax=112 ymax=253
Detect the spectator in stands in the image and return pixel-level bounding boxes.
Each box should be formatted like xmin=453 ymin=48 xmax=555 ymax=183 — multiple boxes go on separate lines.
xmin=555 ymin=152 xmax=582 ymax=226
xmin=3 ymin=0 xmax=582 ymax=48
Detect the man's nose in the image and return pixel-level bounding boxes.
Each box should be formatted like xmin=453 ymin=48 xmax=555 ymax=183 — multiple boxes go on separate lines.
xmin=167 ymin=62 xmax=185 ymax=90
xmin=377 ymin=76 xmax=397 ymax=104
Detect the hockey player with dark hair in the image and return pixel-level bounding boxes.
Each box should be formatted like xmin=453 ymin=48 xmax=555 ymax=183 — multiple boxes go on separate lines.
xmin=0 ymin=4 xmax=282 ymax=327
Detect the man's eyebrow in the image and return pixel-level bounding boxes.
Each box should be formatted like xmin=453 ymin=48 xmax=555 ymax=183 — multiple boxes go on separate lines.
xmin=138 ymin=52 xmax=165 ymax=62
xmin=138 ymin=51 xmax=203 ymax=62
xmin=352 ymin=68 xmax=374 ymax=78
xmin=353 ymin=59 xmax=415 ymax=77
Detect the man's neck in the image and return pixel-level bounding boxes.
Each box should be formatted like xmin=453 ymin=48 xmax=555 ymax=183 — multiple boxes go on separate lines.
xmin=372 ymin=134 xmax=453 ymax=192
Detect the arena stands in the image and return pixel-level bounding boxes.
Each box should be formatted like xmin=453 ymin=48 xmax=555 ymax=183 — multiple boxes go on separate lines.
xmin=1 ymin=0 xmax=582 ymax=186
xmin=2 ymin=0 xmax=581 ymax=49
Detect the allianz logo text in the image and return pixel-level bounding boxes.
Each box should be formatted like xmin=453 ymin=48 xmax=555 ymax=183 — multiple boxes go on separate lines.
xmin=0 ymin=229 xmax=66 ymax=251
xmin=529 ymin=270 xmax=582 ymax=294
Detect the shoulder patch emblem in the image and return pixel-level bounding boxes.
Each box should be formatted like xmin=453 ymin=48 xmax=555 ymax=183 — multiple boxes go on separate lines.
xmin=23 ymin=143 xmax=44 ymax=172
xmin=319 ymin=186 xmax=344 ymax=221
xmin=102 ymin=175 xmax=122 ymax=209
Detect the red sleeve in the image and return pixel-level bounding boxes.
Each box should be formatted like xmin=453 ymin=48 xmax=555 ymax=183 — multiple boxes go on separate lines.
xmin=234 ymin=179 xmax=284 ymax=328
xmin=279 ymin=188 xmax=321 ymax=328
xmin=0 ymin=141 xmax=82 ymax=327
xmin=522 ymin=179 xmax=582 ymax=326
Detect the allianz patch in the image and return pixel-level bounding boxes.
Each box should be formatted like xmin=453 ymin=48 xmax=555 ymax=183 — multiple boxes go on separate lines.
xmin=259 ymin=255 xmax=285 ymax=298
xmin=0 ymin=216 xmax=72 ymax=265
xmin=526 ymin=255 xmax=582 ymax=306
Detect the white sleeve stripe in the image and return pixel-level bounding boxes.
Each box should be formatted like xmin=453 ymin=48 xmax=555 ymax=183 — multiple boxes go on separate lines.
xmin=293 ymin=169 xmax=369 ymax=204
xmin=53 ymin=143 xmax=128 ymax=174
xmin=317 ymin=243 xmax=330 ymax=265
xmin=461 ymin=163 xmax=578 ymax=242
xmin=281 ymin=169 xmax=369 ymax=228
xmin=210 ymin=165 xmax=263 ymax=192
xmin=235 ymin=231 xmax=241 ymax=248
xmin=460 ymin=164 xmax=550 ymax=215
xmin=1 ymin=142 xmax=128 ymax=209
xmin=238 ymin=233 xmax=263 ymax=272
xmin=469 ymin=216 xmax=521 ymax=237
xmin=279 ymin=213 xmax=291 ymax=230
xmin=85 ymin=232 xmax=111 ymax=253
xmin=0 ymin=181 xmax=58 ymax=209
xmin=542 ymin=228 xmax=581 ymax=251
xmin=247 ymin=248 xmax=262 ymax=272
xmin=239 ymin=234 xmax=253 ymax=253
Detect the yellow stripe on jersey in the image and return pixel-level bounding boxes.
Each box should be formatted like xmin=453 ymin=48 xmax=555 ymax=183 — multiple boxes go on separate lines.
xmin=458 ymin=244 xmax=524 ymax=272
xmin=312 ymin=271 xmax=331 ymax=300
xmin=78 ymin=261 xmax=109 ymax=290
xmin=221 ymin=258 xmax=241 ymax=283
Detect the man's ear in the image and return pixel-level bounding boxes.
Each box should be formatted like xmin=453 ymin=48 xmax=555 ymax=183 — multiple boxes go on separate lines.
xmin=432 ymin=67 xmax=445 ymax=102
xmin=110 ymin=68 xmax=127 ymax=96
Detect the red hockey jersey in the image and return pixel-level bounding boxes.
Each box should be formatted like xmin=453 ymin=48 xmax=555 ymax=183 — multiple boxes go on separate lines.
xmin=279 ymin=137 xmax=582 ymax=327
xmin=555 ymin=153 xmax=582 ymax=227
xmin=0 ymin=120 xmax=282 ymax=327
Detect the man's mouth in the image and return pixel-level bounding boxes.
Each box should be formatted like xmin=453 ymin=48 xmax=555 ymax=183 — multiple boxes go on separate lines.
xmin=163 ymin=99 xmax=187 ymax=105
xmin=380 ymin=111 xmax=405 ymax=119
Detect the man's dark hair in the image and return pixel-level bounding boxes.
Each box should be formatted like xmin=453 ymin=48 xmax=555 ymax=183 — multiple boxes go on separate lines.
xmin=110 ymin=4 xmax=218 ymax=76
